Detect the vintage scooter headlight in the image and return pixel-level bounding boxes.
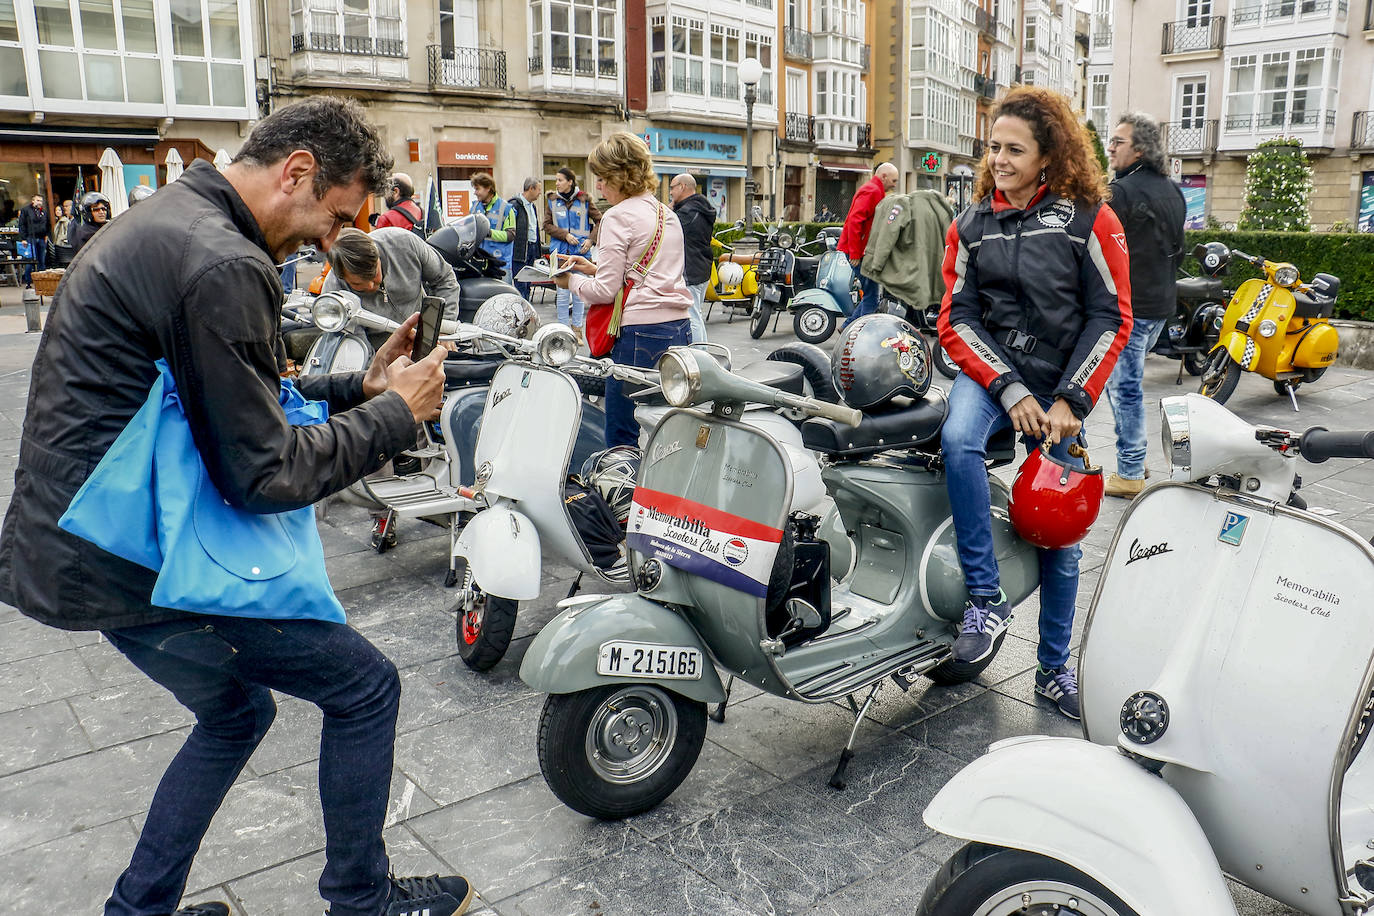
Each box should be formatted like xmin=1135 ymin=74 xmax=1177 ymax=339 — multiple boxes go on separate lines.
xmin=777 ymin=231 xmax=795 ymax=250
xmin=533 ymin=323 xmax=578 ymax=367
xmin=658 ymin=348 xmax=702 ymax=407
xmin=310 ymin=291 xmax=358 ymax=333
xmin=1161 ymin=398 xmax=1192 ymax=476
xmin=1257 ymin=319 xmax=1278 ymax=338
xmin=1273 ymin=264 xmax=1300 ymax=287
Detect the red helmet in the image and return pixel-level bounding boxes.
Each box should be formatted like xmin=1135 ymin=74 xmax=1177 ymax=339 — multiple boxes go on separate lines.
xmin=1008 ymin=441 xmax=1104 ymax=549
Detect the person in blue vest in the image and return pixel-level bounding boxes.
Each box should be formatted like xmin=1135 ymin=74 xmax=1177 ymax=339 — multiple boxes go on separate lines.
xmin=542 ymin=166 xmax=602 ymax=346
xmin=470 ymin=172 xmax=512 ymax=282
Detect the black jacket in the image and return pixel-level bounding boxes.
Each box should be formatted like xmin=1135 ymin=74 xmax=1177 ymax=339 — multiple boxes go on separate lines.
xmin=510 ymin=195 xmax=540 ymax=266
xmin=0 ymin=160 xmax=416 ymax=631
xmin=1107 ymin=161 xmax=1186 ymax=320
xmin=67 ymin=218 xmax=104 ymax=254
xmin=938 ymin=188 xmax=1133 ymax=418
xmin=673 ymin=193 xmax=716 ymax=286
xmin=18 ymin=204 xmax=48 ymax=239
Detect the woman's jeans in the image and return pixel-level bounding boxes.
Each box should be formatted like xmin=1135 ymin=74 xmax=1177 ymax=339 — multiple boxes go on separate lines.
xmin=1104 ymin=316 xmax=1167 ymax=480
xmin=942 ymin=372 xmax=1082 ymax=669
xmin=101 ymin=616 xmax=401 ymax=916
xmin=556 ymin=287 xmax=586 ymax=328
xmin=605 ymin=319 xmax=692 ymax=448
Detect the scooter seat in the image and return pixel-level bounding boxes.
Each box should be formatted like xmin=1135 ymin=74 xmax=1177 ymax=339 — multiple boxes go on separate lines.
xmin=1175 ymin=276 xmax=1226 ymax=300
xmin=1294 ymin=273 xmax=1339 ymax=319
xmin=442 ymin=355 xmax=502 ymax=388
xmin=735 ymin=360 xmax=805 ymax=395
xmin=802 ymin=393 xmax=948 ymax=457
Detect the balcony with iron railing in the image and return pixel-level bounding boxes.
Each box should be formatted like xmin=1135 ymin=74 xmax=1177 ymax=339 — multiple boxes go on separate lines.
xmin=1351 ymin=111 xmax=1374 ymax=148
xmin=1223 ymin=109 xmax=1337 ymax=134
xmin=292 ymin=32 xmax=406 ymax=57
xmin=1163 ymin=119 xmax=1218 ymax=155
xmin=710 ymin=79 xmax=740 ymax=100
xmin=1161 ymin=16 xmax=1225 ymax=53
xmin=1233 ymin=0 xmax=1341 ymax=24
xmin=784 ymin=26 xmax=813 ymax=61
xmin=428 ymin=45 xmax=507 ymax=91
xmin=973 ymin=72 xmax=999 ymax=99
xmin=1092 ymin=27 xmax=1112 ymax=47
xmin=784 ymin=112 xmax=816 ymax=143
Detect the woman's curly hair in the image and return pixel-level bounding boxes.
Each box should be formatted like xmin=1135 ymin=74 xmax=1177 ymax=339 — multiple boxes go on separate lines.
xmin=974 ymin=86 xmax=1109 ymax=206
xmin=588 ymin=132 xmax=659 ymax=198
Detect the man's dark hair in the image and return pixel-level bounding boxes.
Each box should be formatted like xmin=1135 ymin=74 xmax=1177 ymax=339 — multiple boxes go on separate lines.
xmin=233 ymin=96 xmax=392 ymax=198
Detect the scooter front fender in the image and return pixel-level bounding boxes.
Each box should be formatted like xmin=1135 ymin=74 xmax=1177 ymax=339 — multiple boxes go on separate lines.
xmin=1217 ymin=330 xmax=1256 ymax=370
xmin=453 ymin=505 xmax=541 ymax=600
xmin=924 ymin=736 xmax=1236 ymax=916
xmin=519 ymin=593 xmax=726 ymax=705
xmin=789 ymin=288 xmax=846 ymax=315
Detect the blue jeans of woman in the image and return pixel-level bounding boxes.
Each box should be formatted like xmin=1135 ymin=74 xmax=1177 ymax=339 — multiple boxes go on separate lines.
xmin=101 ymin=615 xmax=401 ymax=916
xmin=1104 ymin=316 xmax=1167 ymax=480
xmin=605 ymin=319 xmax=692 ymax=448
xmin=942 ymin=372 xmax=1082 ymax=669
xmin=556 ymin=287 xmax=586 ymax=328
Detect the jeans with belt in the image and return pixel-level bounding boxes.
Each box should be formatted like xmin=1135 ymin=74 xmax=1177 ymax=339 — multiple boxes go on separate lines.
xmin=101 ymin=615 xmax=400 ymax=916
xmin=941 ymin=372 xmax=1083 ymax=669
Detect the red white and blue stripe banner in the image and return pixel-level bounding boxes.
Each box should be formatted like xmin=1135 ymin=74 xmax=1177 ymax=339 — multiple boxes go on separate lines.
xmin=626 ymin=486 xmax=783 ymax=597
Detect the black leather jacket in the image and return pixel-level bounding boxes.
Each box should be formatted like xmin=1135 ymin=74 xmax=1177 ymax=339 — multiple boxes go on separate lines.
xmin=1107 ymin=160 xmax=1186 ymax=320
xmin=0 ymin=161 xmax=416 ymax=631
xmin=673 ymin=194 xmax=716 ymax=286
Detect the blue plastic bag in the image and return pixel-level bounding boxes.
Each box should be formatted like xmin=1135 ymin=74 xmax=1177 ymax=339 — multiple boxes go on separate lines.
xmin=16 ymin=240 xmax=31 ymax=259
xmin=59 ymin=360 xmax=345 ymax=623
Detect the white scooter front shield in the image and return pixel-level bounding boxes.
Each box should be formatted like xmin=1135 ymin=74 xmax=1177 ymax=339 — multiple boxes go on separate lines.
xmin=453 ymin=503 xmax=541 ymax=600
xmin=924 ymin=736 xmax=1237 ymax=915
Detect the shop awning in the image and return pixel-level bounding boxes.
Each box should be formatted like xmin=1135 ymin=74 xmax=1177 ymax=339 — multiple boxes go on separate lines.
xmin=0 ymin=125 xmax=162 ymax=144
xmin=818 ymin=162 xmax=871 ymax=173
xmin=652 ymin=162 xmax=748 ymax=178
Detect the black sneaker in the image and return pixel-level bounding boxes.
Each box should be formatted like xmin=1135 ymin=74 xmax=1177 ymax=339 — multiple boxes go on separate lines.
xmin=951 ymin=591 xmax=1012 ymax=663
xmin=386 ymin=874 xmax=474 ymax=916
xmin=174 ymin=905 xmax=229 ymax=916
xmin=1035 ymin=664 xmax=1082 ymax=720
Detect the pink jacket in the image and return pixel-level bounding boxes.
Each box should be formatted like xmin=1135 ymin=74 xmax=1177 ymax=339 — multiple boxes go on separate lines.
xmin=568 ymin=192 xmax=691 ymax=327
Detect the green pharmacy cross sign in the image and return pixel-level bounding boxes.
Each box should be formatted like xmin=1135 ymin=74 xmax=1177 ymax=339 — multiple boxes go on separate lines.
xmin=919 ymin=152 xmax=943 ymax=173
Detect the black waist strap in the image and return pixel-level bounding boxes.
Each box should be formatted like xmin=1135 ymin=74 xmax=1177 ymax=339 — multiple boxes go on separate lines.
xmin=996 ymin=328 xmax=1069 ymax=365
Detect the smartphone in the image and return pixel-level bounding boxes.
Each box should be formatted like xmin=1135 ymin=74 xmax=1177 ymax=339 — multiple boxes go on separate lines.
xmin=411 ymin=296 xmax=445 ymax=363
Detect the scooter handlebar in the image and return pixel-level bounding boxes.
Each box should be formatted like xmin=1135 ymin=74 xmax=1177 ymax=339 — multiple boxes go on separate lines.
xmin=771 ymin=390 xmax=863 ymax=427
xmin=1298 ymin=427 xmax=1374 ymax=464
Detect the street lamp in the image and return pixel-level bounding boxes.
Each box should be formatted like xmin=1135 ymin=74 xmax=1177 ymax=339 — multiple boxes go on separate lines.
xmin=739 ymin=56 xmax=762 ymax=229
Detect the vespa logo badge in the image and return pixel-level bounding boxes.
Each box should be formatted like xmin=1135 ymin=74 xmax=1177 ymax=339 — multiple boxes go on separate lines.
xmin=1218 ymin=511 xmax=1249 ymax=546
xmin=492 ymin=387 xmax=512 ymax=407
xmin=649 ymin=440 xmax=683 ymax=466
xmin=1124 ymin=538 xmax=1173 ymax=566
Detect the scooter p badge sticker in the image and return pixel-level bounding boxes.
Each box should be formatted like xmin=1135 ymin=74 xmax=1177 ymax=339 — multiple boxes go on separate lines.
xmin=1218 ymin=511 xmax=1249 ymax=546
xmin=626 ymin=486 xmax=783 ymax=597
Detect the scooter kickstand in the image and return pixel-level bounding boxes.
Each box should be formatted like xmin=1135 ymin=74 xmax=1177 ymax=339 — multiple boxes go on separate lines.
xmin=829 ymin=682 xmax=883 ymax=790
xmin=1284 ymin=381 xmax=1300 ymax=412
xmin=565 ymin=573 xmax=584 ymax=600
xmin=709 ymin=677 xmax=734 ymax=724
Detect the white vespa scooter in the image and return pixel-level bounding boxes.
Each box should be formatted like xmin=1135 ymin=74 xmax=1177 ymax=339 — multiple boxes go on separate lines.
xmin=918 ymin=393 xmax=1374 ymax=916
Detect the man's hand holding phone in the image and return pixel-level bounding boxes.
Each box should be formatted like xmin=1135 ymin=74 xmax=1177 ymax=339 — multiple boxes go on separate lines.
xmin=363 ymin=312 xmax=418 ymax=399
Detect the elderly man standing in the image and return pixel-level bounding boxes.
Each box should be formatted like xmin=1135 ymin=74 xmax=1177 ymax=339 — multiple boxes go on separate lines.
xmin=837 ymin=162 xmax=898 ymax=325
xmin=669 ymin=173 xmax=714 ymax=342
xmin=1103 ymin=112 xmax=1185 ymax=499
xmin=509 ymin=177 xmax=542 ymax=300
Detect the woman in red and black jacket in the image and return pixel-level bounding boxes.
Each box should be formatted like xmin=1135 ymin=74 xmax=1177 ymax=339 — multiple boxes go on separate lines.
xmin=935 ymin=85 xmax=1133 ymax=720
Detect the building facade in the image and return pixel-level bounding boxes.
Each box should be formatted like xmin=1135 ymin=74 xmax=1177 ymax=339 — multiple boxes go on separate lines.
xmin=0 ymin=0 xmax=260 ymax=223
xmin=1096 ymin=0 xmax=1374 ymax=229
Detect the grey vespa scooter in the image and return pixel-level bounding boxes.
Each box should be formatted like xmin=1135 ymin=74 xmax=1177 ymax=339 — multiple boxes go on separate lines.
xmin=519 ymin=342 xmax=1041 ymax=819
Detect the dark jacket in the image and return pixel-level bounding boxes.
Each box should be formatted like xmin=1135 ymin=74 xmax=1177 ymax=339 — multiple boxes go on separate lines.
xmin=18 ymin=204 xmax=48 ymax=239
xmin=0 ymin=160 xmax=417 ymax=631
xmin=67 ymin=218 xmax=104 ymax=254
xmin=673 ymin=193 xmax=716 ymax=286
xmin=938 ymin=187 xmax=1134 ymax=419
xmin=510 ymin=194 xmax=540 ymax=266
xmin=1107 ymin=160 xmax=1186 ymax=320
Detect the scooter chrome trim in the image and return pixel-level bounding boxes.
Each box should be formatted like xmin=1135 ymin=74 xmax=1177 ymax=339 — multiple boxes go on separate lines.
xmin=922 ymin=736 xmax=1238 ymax=916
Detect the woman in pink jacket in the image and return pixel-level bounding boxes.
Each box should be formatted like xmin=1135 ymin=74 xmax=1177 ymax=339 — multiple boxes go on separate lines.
xmin=555 ymin=132 xmax=692 ymax=447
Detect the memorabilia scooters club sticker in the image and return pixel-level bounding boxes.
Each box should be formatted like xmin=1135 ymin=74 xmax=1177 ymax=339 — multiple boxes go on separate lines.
xmin=1218 ymin=511 xmax=1249 ymax=546
xmin=626 ymin=487 xmax=782 ymax=597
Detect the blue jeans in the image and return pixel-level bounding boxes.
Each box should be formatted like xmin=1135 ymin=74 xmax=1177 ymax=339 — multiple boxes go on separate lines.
xmin=280 ymin=258 xmax=297 ymax=292
xmin=686 ymin=282 xmax=708 ymax=343
xmin=942 ymin=372 xmax=1082 ymax=669
xmin=843 ymin=267 xmax=880 ymax=327
xmin=556 ymin=287 xmax=586 ymax=328
xmin=606 ymin=319 xmax=691 ymax=448
xmin=1104 ymin=317 xmax=1167 ymax=479
xmin=102 ymin=616 xmax=401 ymax=916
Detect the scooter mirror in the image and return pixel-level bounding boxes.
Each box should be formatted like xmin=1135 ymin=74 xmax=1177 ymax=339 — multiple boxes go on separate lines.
xmin=311 ymin=290 xmax=360 ymax=333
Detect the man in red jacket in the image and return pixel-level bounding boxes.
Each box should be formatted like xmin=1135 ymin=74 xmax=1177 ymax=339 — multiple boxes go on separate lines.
xmin=374 ymin=172 xmax=425 ymax=232
xmin=837 ymin=162 xmax=898 ymax=324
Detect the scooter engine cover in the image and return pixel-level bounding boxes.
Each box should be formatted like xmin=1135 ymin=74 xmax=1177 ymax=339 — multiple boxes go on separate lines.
xmin=920 ymin=478 xmax=1040 ymax=622
xmin=1292 ymin=321 xmax=1339 ymax=369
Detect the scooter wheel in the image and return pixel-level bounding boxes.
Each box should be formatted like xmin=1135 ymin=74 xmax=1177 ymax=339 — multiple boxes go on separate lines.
xmin=1197 ymin=349 xmax=1241 ymax=404
xmin=537 ymin=684 xmax=706 ymax=819
xmin=793 ymin=306 xmax=837 ymax=345
xmin=749 ymin=301 xmax=773 ymax=339
xmin=456 ymin=592 xmax=519 ymax=671
xmin=932 ymin=340 xmax=961 ymax=379
xmin=1181 ymin=351 xmax=1208 ymax=376
xmin=918 ymin=842 xmax=1141 ymax=916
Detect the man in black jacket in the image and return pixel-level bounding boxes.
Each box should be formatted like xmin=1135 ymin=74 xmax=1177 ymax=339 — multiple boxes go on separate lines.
xmin=509 ymin=176 xmax=542 ymax=299
xmin=1104 ymin=112 xmax=1186 ymax=499
xmin=17 ymin=193 xmax=48 ymax=286
xmin=0 ymin=98 xmax=475 ymax=916
xmin=670 ymin=173 xmax=714 ymax=342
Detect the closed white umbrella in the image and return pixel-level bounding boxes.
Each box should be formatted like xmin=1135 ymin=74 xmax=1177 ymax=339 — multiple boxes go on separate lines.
xmin=98 ymin=147 xmax=128 ymax=218
xmin=165 ymin=148 xmax=185 ymax=182
xmin=213 ymin=149 xmax=232 ymax=172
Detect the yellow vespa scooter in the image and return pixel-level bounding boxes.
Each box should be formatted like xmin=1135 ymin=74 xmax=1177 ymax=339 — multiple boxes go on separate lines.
xmin=703 ymin=224 xmax=760 ymax=322
xmin=1198 ymin=249 xmax=1340 ymax=409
